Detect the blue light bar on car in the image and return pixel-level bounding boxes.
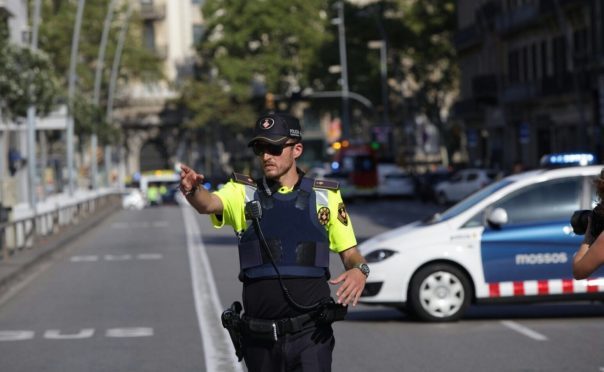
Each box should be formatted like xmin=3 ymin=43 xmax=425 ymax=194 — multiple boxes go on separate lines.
xmin=540 ymin=153 xmax=596 ymax=167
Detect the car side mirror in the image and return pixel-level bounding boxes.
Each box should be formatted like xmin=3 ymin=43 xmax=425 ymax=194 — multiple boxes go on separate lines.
xmin=487 ymin=207 xmax=508 ymax=228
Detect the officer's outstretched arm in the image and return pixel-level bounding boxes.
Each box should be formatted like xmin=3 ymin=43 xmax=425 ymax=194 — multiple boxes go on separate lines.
xmin=179 ymin=164 xmax=224 ymax=215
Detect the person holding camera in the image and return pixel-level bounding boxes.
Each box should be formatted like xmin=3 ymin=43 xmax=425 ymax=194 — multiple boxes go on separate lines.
xmin=573 ymin=171 xmax=604 ymax=279
xmin=179 ymin=113 xmax=368 ymax=372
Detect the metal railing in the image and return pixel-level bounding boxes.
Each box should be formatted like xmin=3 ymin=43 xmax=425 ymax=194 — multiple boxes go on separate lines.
xmin=0 ymin=193 xmax=121 ymax=261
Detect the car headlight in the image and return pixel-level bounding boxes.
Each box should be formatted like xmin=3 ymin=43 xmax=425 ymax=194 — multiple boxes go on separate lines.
xmin=364 ymin=249 xmax=397 ymax=263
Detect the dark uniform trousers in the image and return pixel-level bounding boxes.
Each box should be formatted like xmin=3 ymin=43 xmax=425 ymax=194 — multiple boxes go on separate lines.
xmin=243 ymin=324 xmax=335 ymax=372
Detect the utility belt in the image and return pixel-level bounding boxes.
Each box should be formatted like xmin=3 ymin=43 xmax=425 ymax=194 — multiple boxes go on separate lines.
xmin=221 ymin=299 xmax=347 ymax=358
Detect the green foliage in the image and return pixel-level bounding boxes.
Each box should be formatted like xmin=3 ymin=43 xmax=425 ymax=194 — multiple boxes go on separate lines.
xmin=35 ymin=0 xmax=164 ymax=144
xmin=199 ymin=0 xmax=331 ymax=100
xmin=397 ymin=0 xmax=458 ymax=123
xmin=72 ymin=93 xmax=119 ymax=145
xmin=38 ymin=0 xmax=164 ymax=93
xmin=177 ymin=79 xmax=255 ymax=132
xmin=0 ymin=43 xmax=61 ymax=120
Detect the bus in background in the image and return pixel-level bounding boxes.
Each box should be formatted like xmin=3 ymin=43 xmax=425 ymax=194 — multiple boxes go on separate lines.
xmin=139 ymin=169 xmax=180 ymax=205
xmin=328 ymin=141 xmax=378 ymax=198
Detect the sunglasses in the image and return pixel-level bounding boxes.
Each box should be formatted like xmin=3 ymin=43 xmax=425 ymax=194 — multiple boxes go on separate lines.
xmin=252 ymin=142 xmax=297 ymax=156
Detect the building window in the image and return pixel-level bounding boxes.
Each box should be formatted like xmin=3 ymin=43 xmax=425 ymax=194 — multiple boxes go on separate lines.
xmin=531 ymin=43 xmax=538 ymax=80
xmin=143 ymin=21 xmax=155 ymax=50
xmin=508 ymin=49 xmax=520 ymax=83
xmin=192 ymin=0 xmax=204 ymax=4
xmin=193 ymin=24 xmax=204 ymax=44
xmin=552 ymin=35 xmax=567 ymax=75
xmin=522 ymin=46 xmax=529 ymax=82
xmin=540 ymin=40 xmax=548 ymax=77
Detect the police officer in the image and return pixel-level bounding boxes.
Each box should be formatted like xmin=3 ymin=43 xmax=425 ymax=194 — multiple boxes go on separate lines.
xmin=179 ymin=113 xmax=368 ymax=372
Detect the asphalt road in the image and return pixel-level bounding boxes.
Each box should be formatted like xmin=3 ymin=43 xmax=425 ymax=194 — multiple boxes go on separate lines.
xmin=1 ymin=197 xmax=604 ymax=371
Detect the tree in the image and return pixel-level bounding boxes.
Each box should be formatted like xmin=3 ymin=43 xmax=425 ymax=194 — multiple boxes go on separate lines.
xmin=37 ymin=0 xmax=164 ymax=144
xmin=0 ymin=12 xmax=60 ymax=120
xmin=394 ymin=0 xmax=459 ymax=159
xmin=197 ymin=0 xmax=332 ymax=102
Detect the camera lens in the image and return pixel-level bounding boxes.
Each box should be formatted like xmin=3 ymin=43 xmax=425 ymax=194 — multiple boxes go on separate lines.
xmin=570 ymin=210 xmax=591 ymax=235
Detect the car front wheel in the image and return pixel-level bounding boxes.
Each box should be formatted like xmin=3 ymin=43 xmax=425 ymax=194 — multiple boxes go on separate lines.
xmin=408 ymin=263 xmax=472 ymax=322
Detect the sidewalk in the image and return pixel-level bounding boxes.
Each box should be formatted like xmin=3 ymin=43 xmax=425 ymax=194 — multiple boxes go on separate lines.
xmin=0 ymin=191 xmax=121 ymax=297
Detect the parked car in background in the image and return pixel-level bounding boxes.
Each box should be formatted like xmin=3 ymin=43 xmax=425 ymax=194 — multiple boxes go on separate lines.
xmin=434 ymin=168 xmax=500 ymax=205
xmin=377 ymin=169 xmax=416 ymax=197
xmin=122 ymin=188 xmax=145 ymax=210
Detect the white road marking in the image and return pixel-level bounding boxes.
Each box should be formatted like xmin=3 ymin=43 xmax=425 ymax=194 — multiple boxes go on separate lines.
xmin=0 ymin=331 xmax=35 ymax=341
xmin=153 ymin=221 xmax=169 ymax=228
xmin=104 ymin=254 xmax=132 ymax=261
xmin=70 ymin=254 xmax=163 ymax=262
xmin=137 ymin=253 xmax=163 ymax=260
xmin=44 ymin=329 xmax=95 ymax=340
xmin=106 ymin=327 xmax=154 ymax=338
xmin=181 ymin=203 xmax=243 ymax=372
xmin=500 ymin=320 xmax=548 ymax=341
xmin=111 ymin=221 xmax=169 ymax=229
xmin=0 ymin=328 xmax=154 ymax=341
xmin=70 ymin=255 xmax=99 ymax=262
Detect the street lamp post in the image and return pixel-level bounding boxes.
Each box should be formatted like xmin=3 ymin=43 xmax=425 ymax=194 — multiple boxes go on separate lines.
xmin=66 ymin=0 xmax=86 ymax=196
xmin=368 ymin=40 xmax=389 ymax=125
xmin=333 ymin=1 xmax=350 ymax=140
xmin=26 ymin=0 xmax=42 ymax=210
xmin=107 ymin=2 xmax=133 ymax=191
xmin=92 ymin=0 xmax=117 ymax=190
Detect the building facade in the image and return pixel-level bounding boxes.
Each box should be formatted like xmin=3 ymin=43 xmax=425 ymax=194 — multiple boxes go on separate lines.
xmin=455 ymin=0 xmax=602 ymax=171
xmin=114 ymin=0 xmax=204 ymax=175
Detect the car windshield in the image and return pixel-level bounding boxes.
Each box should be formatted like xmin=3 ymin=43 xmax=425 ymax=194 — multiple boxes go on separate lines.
xmin=425 ymin=179 xmax=515 ymax=223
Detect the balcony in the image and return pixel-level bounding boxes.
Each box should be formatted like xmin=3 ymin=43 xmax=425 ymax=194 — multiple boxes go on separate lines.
xmin=452 ymin=99 xmax=484 ymax=120
xmin=140 ymin=3 xmax=166 ymax=20
xmin=540 ymin=72 xmax=591 ymax=96
xmin=475 ymin=1 xmax=501 ymax=32
xmin=495 ymin=3 xmax=539 ymax=36
xmin=539 ymin=0 xmax=590 ymax=16
xmin=454 ymin=24 xmax=482 ymax=53
xmin=472 ymin=74 xmax=499 ymax=104
xmin=501 ymin=72 xmax=591 ymax=104
xmin=501 ymin=81 xmax=538 ymax=104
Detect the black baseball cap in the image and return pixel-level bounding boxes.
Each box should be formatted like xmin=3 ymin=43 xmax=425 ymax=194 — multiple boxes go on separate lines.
xmin=248 ymin=113 xmax=302 ymax=146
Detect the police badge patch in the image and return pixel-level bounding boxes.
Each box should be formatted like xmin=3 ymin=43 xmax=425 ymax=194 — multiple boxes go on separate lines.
xmin=337 ymin=203 xmax=348 ymax=226
xmin=317 ymin=207 xmax=330 ymax=225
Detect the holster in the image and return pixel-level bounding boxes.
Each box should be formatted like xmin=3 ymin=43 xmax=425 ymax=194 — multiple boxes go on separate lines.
xmin=316 ymin=299 xmax=348 ymax=324
xmin=221 ymin=301 xmax=243 ymax=362
xmin=240 ymin=297 xmax=348 ymax=342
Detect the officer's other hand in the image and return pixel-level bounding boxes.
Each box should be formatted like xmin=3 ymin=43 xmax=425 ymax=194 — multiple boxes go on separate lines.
xmin=584 ymin=216 xmax=595 ymax=245
xmin=179 ymin=164 xmax=205 ymax=193
xmin=329 ymin=269 xmax=366 ymax=307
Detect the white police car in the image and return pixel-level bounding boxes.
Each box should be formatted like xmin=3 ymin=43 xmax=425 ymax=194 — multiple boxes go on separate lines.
xmin=359 ymin=159 xmax=604 ymax=322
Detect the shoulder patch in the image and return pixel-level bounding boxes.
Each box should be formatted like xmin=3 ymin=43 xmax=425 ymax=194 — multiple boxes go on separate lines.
xmin=313 ymin=179 xmax=339 ymax=190
xmin=231 ymin=172 xmax=256 ymax=187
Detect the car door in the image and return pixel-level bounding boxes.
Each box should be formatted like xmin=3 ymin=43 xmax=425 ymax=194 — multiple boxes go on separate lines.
xmin=479 ymin=176 xmax=600 ymax=283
